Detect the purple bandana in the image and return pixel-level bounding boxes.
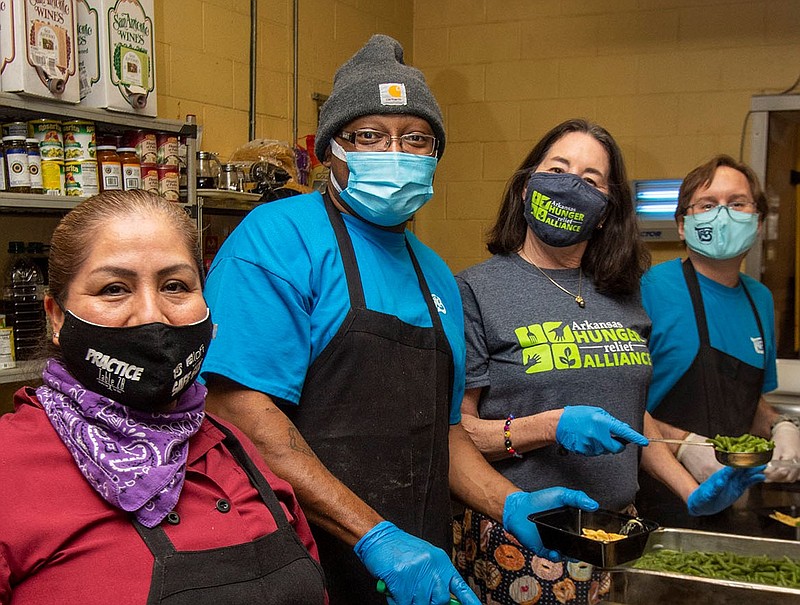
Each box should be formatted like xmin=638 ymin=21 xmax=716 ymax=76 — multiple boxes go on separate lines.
xmin=37 ymin=358 xmax=205 ymax=528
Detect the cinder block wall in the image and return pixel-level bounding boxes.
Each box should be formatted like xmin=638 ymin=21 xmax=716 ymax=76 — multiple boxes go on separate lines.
xmin=154 ymin=0 xmax=800 ymax=271
xmin=412 ymin=0 xmax=800 ymax=271
xmin=154 ymin=0 xmax=414 ymax=159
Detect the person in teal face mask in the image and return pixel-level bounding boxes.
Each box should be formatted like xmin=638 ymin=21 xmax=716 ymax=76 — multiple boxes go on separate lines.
xmin=637 ymin=154 xmax=800 ymax=532
xmin=201 ymin=34 xmax=601 ymax=605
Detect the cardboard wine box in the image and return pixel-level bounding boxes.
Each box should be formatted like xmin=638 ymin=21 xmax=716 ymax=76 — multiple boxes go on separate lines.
xmin=77 ymin=0 xmax=156 ymax=116
xmin=0 ymin=0 xmax=80 ymax=102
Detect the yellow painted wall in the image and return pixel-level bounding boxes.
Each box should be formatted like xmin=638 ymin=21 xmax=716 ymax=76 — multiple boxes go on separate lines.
xmin=154 ymin=0 xmax=414 ymax=160
xmin=412 ymin=0 xmax=800 ymax=272
xmin=154 ymin=0 xmax=800 ymax=272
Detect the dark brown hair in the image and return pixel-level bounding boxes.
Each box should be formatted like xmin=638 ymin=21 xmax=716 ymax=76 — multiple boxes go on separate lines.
xmin=486 ymin=118 xmax=650 ymax=296
xmin=48 ymin=190 xmax=203 ymax=308
xmin=675 ymin=154 xmax=767 ymax=220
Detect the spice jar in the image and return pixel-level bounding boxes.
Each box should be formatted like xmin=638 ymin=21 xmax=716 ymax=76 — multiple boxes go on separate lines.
xmin=26 ymin=138 xmax=44 ymax=194
xmin=117 ymin=146 xmax=141 ymax=191
xmin=3 ymin=136 xmax=31 ymax=193
xmin=96 ymin=145 xmax=123 ymax=191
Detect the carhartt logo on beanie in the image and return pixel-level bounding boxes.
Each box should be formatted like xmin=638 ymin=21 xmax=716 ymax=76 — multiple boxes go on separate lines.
xmin=315 ymin=34 xmax=445 ymax=161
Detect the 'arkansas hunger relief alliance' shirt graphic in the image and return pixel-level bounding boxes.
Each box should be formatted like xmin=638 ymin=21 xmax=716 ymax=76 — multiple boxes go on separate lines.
xmin=514 ymin=320 xmax=651 ymax=374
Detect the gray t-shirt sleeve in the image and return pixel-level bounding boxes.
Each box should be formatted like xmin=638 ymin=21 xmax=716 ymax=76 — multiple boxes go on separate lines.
xmin=456 ymin=274 xmax=490 ymax=390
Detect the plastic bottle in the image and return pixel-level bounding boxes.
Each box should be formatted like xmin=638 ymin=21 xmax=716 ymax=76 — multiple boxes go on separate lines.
xmin=5 ymin=243 xmax=46 ymax=360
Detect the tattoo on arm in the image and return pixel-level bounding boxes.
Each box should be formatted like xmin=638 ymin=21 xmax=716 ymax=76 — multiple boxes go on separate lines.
xmin=288 ymin=426 xmax=316 ymax=457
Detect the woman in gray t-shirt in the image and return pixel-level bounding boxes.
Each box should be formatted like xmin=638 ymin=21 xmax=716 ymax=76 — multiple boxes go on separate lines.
xmin=452 ymin=119 xmax=765 ymax=605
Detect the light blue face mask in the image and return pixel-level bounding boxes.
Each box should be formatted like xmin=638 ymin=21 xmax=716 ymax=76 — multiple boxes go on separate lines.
xmin=329 ymin=139 xmax=438 ymax=227
xmin=683 ymin=205 xmax=759 ymax=260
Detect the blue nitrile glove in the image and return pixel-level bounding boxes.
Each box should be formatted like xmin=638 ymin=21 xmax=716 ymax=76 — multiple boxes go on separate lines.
xmin=503 ymin=488 xmax=599 ymax=561
xmin=556 ymin=405 xmax=648 ymax=456
xmin=354 ymin=521 xmax=480 ymax=605
xmin=687 ymin=465 xmax=766 ymax=516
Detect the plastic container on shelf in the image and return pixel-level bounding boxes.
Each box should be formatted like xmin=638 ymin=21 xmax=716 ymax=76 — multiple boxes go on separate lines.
xmin=3 ymin=242 xmax=46 ymax=361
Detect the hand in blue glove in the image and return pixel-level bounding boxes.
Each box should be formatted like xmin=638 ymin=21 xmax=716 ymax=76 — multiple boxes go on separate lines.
xmin=687 ymin=465 xmax=766 ymax=516
xmin=503 ymin=488 xmax=599 ymax=561
xmin=556 ymin=405 xmax=648 ymax=456
xmin=354 ymin=521 xmax=480 ymax=605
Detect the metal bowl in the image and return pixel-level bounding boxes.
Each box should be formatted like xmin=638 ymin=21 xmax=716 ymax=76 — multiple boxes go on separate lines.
xmin=714 ymin=448 xmax=773 ymax=468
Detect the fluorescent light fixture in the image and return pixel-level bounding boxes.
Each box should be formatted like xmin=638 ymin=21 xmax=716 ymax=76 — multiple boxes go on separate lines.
xmin=633 ymin=179 xmax=682 ymax=221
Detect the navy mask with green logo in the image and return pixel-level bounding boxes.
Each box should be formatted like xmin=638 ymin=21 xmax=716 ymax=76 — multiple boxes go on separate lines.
xmin=523 ymin=172 xmax=609 ymax=247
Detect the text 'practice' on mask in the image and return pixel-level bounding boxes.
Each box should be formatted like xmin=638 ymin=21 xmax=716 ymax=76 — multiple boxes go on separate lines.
xmin=57 ymin=309 xmax=215 ymax=411
xmin=523 ymin=172 xmax=608 ymax=247
xmin=329 ymin=138 xmax=437 ymax=227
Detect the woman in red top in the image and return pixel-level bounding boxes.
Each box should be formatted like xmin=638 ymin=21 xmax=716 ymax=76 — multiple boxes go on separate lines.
xmin=0 ymin=190 xmax=326 ymax=604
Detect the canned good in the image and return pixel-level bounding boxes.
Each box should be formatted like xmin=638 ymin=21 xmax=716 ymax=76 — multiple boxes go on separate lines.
xmin=126 ymin=129 xmax=157 ymax=164
xmin=27 ymin=119 xmax=64 ymax=160
xmin=3 ymin=136 xmax=30 ymax=192
xmin=26 ymin=138 xmax=43 ymax=194
xmin=157 ymin=165 xmax=180 ymax=201
xmin=41 ymin=160 xmax=65 ymax=195
xmin=65 ymin=160 xmax=99 ymax=197
xmin=2 ymin=122 xmax=28 ymax=138
xmin=62 ymin=120 xmax=96 ymax=161
xmin=156 ymin=132 xmax=179 ymax=167
xmin=140 ymin=163 xmax=159 ymax=195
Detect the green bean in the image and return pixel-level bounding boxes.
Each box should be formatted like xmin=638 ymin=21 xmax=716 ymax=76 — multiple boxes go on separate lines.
xmin=633 ymin=549 xmax=800 ymax=588
xmin=706 ymin=433 xmax=775 ymax=453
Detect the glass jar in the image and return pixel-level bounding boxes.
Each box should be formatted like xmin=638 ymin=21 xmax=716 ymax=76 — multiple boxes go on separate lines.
xmin=117 ymin=147 xmax=141 ymax=191
xmin=96 ymin=145 xmax=123 ymax=191
xmin=3 ymin=136 xmax=31 ymax=193
xmin=25 ymin=138 xmax=44 ymax=194
xmin=197 ymin=151 xmax=221 ymax=189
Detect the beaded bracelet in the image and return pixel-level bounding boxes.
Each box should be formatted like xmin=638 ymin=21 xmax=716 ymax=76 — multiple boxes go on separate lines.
xmin=504 ymin=414 xmax=523 ymax=459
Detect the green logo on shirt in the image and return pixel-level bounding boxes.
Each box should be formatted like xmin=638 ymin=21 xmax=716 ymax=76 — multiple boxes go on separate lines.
xmin=514 ymin=320 xmax=651 ymax=374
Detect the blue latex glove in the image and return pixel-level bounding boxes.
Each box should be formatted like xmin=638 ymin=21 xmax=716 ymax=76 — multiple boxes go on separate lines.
xmin=556 ymin=405 xmax=648 ymax=456
xmin=354 ymin=521 xmax=480 ymax=605
xmin=503 ymin=488 xmax=599 ymax=561
xmin=687 ymin=465 xmax=766 ymax=516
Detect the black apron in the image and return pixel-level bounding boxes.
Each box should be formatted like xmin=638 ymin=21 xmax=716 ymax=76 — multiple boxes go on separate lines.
xmin=134 ymin=417 xmax=326 ymax=605
xmin=284 ymin=194 xmax=454 ymax=604
xmin=637 ymin=258 xmax=765 ymax=530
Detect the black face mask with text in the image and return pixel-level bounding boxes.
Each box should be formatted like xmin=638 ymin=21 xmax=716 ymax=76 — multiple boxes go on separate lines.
xmin=58 ymin=310 xmax=214 ymax=411
xmin=523 ymin=172 xmax=609 ymax=247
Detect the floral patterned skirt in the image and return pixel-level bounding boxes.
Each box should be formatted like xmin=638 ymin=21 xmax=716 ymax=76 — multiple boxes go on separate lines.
xmin=452 ymin=508 xmax=611 ymax=605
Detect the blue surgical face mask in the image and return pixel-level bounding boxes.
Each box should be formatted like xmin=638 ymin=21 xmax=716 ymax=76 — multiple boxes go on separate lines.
xmin=329 ymin=139 xmax=437 ymax=227
xmin=683 ymin=205 xmax=759 ymax=260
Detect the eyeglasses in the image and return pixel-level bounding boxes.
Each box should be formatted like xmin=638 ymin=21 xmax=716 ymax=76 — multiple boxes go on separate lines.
xmin=686 ymin=199 xmax=757 ymax=215
xmin=338 ymin=129 xmax=438 ymax=156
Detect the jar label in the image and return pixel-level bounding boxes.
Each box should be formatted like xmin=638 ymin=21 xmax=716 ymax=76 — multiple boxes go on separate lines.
xmin=123 ymin=163 xmax=141 ymax=190
xmin=28 ymin=153 xmax=43 ymax=189
xmin=7 ymin=150 xmax=30 ymax=188
xmin=101 ymin=161 xmax=123 ymax=191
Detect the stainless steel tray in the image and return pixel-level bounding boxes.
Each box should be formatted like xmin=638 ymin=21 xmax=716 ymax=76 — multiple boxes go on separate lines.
xmin=608 ymin=528 xmax=800 ymax=604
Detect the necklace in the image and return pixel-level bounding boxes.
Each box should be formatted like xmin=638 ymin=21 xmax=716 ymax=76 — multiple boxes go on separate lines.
xmin=520 ymin=251 xmax=585 ymax=308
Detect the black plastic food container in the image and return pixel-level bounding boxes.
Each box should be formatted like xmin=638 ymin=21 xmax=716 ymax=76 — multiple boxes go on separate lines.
xmin=528 ymin=506 xmax=659 ymax=568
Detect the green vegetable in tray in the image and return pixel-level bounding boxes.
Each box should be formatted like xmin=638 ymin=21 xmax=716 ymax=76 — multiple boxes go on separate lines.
xmin=633 ymin=549 xmax=800 ymax=589
xmin=706 ymin=433 xmax=775 ymax=453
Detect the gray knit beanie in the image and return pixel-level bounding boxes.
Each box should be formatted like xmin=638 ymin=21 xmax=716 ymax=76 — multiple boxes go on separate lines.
xmin=315 ymin=34 xmax=445 ymax=161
